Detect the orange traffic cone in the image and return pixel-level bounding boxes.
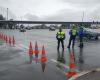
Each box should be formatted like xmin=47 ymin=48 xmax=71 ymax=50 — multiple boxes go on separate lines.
xmin=1 ymin=34 xmax=3 ymax=40
xmin=41 ymin=45 xmax=47 ymax=62
xmin=9 ymin=36 xmax=11 ymax=45
xmin=40 ymin=45 xmax=47 ymax=72
xmin=5 ymin=35 xmax=8 ymax=43
xmin=0 ymin=33 xmax=1 ymax=39
xmin=66 ymin=51 xmax=77 ymax=78
xmin=28 ymin=41 xmax=33 ymax=63
xmin=12 ymin=36 xmax=15 ymax=46
xmin=34 ymin=41 xmax=39 ymax=59
xmin=2 ymin=34 xmax=4 ymax=40
xmin=0 ymin=33 xmax=2 ymax=40
xmin=1 ymin=34 xmax=2 ymax=40
xmin=4 ymin=35 xmax=6 ymax=41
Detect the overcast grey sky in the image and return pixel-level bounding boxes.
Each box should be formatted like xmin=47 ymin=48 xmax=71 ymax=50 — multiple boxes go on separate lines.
xmin=0 ymin=0 xmax=100 ymax=21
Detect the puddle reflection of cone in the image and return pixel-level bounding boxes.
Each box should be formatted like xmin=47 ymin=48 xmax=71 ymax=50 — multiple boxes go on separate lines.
xmin=66 ymin=51 xmax=77 ymax=78
xmin=70 ymin=51 xmax=75 ymax=63
xmin=12 ymin=36 xmax=15 ymax=46
xmin=41 ymin=45 xmax=47 ymax=72
xmin=28 ymin=41 xmax=33 ymax=63
xmin=34 ymin=41 xmax=39 ymax=62
xmin=41 ymin=62 xmax=46 ymax=72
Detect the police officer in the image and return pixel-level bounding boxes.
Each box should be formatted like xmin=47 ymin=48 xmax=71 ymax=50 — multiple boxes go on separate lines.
xmin=67 ymin=25 xmax=77 ymax=48
xmin=78 ymin=26 xmax=84 ymax=47
xmin=56 ymin=28 xmax=65 ymax=51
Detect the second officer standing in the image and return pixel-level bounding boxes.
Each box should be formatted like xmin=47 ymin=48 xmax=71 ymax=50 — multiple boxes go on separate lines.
xmin=67 ymin=25 xmax=77 ymax=48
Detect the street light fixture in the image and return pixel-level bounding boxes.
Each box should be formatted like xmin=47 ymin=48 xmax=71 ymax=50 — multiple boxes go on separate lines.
xmin=7 ymin=8 xmax=8 ymax=20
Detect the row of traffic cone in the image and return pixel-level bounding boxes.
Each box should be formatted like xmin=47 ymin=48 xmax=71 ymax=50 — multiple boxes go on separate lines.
xmin=28 ymin=41 xmax=47 ymax=72
xmin=0 ymin=33 xmax=15 ymax=46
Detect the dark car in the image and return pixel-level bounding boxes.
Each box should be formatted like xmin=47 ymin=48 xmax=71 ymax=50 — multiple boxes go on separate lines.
xmin=20 ymin=28 xmax=26 ymax=32
xmin=25 ymin=26 xmax=32 ymax=30
xmin=49 ymin=27 xmax=56 ymax=31
xmin=19 ymin=25 xmax=26 ymax=32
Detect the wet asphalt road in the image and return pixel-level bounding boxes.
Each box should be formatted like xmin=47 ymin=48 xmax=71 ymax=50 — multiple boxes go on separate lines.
xmin=0 ymin=29 xmax=100 ymax=80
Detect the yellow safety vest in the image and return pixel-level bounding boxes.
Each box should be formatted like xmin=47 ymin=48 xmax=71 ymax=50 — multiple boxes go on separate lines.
xmin=72 ymin=29 xmax=77 ymax=36
xmin=57 ymin=32 xmax=65 ymax=39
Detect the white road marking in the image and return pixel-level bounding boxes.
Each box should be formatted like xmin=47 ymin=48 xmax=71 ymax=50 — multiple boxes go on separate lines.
xmin=18 ymin=44 xmax=29 ymax=49
xmin=50 ymin=59 xmax=80 ymax=72
xmin=68 ymin=71 xmax=90 ymax=80
xmin=69 ymin=68 xmax=100 ymax=80
xmin=56 ymin=67 xmax=66 ymax=75
xmin=50 ymin=59 xmax=69 ymax=69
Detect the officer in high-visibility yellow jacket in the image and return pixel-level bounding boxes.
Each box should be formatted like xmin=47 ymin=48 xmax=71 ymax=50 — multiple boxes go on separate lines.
xmin=56 ymin=28 xmax=65 ymax=51
xmin=67 ymin=26 xmax=77 ymax=48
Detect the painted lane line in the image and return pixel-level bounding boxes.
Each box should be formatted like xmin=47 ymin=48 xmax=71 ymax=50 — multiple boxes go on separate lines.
xmin=69 ymin=71 xmax=91 ymax=80
xmin=50 ymin=59 xmax=80 ymax=73
xmin=15 ymin=45 xmax=27 ymax=51
xmin=69 ymin=68 xmax=100 ymax=80
xmin=56 ymin=67 xmax=66 ymax=75
xmin=50 ymin=59 xmax=69 ymax=69
xmin=18 ymin=44 xmax=29 ymax=49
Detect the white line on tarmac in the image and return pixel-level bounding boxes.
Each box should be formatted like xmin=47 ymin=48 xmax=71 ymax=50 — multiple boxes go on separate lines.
xmin=50 ymin=59 xmax=69 ymax=69
xmin=50 ymin=59 xmax=80 ymax=73
xmin=15 ymin=45 xmax=27 ymax=50
xmin=18 ymin=44 xmax=29 ymax=49
xmin=15 ymin=43 xmax=29 ymax=51
xmin=68 ymin=71 xmax=90 ymax=80
xmin=56 ymin=67 xmax=66 ymax=75
xmin=69 ymin=68 xmax=100 ymax=80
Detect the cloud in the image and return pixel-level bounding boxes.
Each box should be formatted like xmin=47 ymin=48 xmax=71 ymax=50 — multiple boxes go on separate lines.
xmin=62 ymin=0 xmax=100 ymax=4
xmin=24 ymin=13 xmax=40 ymax=20
xmin=0 ymin=0 xmax=100 ymax=21
xmin=44 ymin=9 xmax=82 ymax=21
xmin=0 ymin=0 xmax=11 ymax=5
xmin=44 ymin=6 xmax=100 ymax=22
xmin=61 ymin=0 xmax=100 ymax=8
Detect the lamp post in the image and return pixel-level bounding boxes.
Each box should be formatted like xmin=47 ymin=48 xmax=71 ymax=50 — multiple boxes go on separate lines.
xmin=7 ymin=8 xmax=8 ymax=20
xmin=82 ymin=11 xmax=84 ymax=22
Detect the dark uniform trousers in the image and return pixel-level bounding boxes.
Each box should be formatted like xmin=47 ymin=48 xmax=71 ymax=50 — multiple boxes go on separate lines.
xmin=57 ymin=39 xmax=64 ymax=51
xmin=68 ymin=35 xmax=76 ymax=47
xmin=79 ymin=35 xmax=83 ymax=47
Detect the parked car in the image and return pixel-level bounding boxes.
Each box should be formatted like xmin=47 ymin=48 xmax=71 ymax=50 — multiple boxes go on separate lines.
xmin=78 ymin=28 xmax=100 ymax=40
xmin=49 ymin=27 xmax=56 ymax=31
xmin=19 ymin=25 xmax=26 ymax=32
